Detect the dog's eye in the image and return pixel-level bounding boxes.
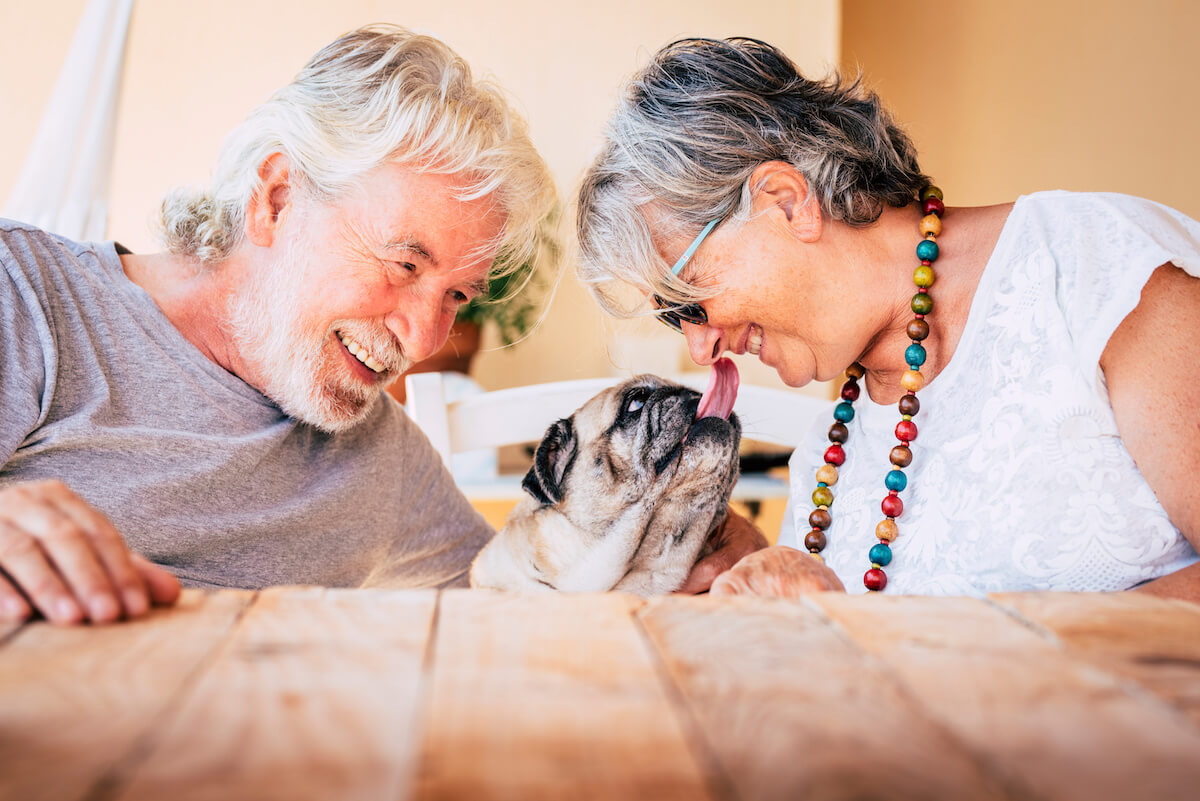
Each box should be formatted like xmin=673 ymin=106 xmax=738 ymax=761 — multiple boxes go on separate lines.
xmin=626 ymin=397 xmax=645 ymax=413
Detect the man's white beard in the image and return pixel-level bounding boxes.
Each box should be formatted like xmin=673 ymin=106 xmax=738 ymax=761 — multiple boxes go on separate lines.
xmin=227 ymin=241 xmax=410 ymax=432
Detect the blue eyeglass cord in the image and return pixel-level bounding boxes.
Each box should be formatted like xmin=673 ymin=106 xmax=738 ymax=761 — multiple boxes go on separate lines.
xmin=671 ymin=218 xmax=721 ymax=275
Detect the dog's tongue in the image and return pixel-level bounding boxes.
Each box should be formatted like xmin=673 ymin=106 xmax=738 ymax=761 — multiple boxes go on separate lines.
xmin=696 ymin=357 xmax=739 ymax=420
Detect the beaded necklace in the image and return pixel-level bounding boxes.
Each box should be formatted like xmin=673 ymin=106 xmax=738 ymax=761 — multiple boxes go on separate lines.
xmin=804 ymin=186 xmax=945 ymax=592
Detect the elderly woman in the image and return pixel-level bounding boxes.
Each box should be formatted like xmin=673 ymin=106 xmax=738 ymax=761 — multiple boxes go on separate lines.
xmin=576 ymin=37 xmax=1200 ymax=601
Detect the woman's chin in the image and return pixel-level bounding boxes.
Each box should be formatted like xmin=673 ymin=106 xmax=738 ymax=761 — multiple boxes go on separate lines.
xmin=769 ymin=360 xmax=813 ymax=388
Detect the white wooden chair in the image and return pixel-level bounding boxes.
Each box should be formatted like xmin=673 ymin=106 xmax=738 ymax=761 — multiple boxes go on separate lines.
xmin=404 ymin=372 xmax=830 ymax=503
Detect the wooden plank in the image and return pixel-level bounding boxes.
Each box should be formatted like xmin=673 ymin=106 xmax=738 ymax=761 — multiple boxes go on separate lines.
xmin=416 ymin=590 xmax=718 ymax=801
xmin=111 ymin=587 xmax=437 ymax=801
xmin=812 ymin=594 xmax=1200 ymax=801
xmin=638 ymin=595 xmax=1018 ymax=801
xmin=0 ymin=589 xmax=251 ymax=801
xmin=992 ymin=591 xmax=1200 ymax=728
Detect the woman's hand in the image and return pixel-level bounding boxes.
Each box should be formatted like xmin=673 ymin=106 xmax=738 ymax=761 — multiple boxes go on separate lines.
xmin=0 ymin=479 xmax=181 ymax=624
xmin=676 ymin=507 xmax=768 ymax=594
xmin=709 ymin=545 xmax=846 ymax=599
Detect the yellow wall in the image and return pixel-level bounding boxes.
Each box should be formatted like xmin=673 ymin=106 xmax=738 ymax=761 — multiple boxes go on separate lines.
xmin=0 ymin=0 xmax=838 ymax=394
xmin=841 ymin=0 xmax=1200 ymax=219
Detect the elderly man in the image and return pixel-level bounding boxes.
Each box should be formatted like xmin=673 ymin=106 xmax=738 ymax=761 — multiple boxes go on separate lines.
xmin=0 ymin=25 xmax=557 ymax=624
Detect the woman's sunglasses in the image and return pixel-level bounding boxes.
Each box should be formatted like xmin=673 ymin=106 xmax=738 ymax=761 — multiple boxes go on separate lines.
xmin=651 ymin=217 xmax=721 ymax=334
xmin=652 ymin=295 xmax=707 ymax=332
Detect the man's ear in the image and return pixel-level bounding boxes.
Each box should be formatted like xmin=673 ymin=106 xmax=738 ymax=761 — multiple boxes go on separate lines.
xmin=521 ymin=418 xmax=578 ymax=506
xmin=748 ymin=160 xmax=822 ymax=243
xmin=245 ymin=152 xmax=293 ymax=247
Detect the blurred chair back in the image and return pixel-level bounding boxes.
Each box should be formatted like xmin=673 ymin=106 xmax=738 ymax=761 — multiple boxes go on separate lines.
xmin=404 ymin=372 xmax=829 ymax=502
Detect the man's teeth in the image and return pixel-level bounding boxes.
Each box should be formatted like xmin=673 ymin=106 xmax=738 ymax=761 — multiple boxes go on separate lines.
xmin=747 ymin=325 xmax=763 ymax=356
xmin=338 ymin=332 xmax=386 ymax=373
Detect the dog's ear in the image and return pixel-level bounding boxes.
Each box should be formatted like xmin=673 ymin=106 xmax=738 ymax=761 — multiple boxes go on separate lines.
xmin=522 ymin=418 xmax=578 ymax=506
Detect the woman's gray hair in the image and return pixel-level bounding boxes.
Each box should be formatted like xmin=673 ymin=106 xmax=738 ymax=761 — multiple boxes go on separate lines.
xmin=160 ymin=24 xmax=557 ymax=280
xmin=576 ymin=36 xmax=929 ymax=315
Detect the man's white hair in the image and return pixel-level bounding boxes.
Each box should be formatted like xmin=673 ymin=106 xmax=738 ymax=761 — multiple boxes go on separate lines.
xmin=159 ymin=24 xmax=557 ymax=279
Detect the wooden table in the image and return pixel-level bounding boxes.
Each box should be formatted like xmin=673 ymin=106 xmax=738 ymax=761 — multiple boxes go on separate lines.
xmin=3 ymin=589 xmax=1199 ymax=801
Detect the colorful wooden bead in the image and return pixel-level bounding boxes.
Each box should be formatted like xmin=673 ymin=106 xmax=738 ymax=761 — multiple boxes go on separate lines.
xmin=919 ymin=214 xmax=942 ymax=237
xmin=823 ymin=444 xmax=846 ymax=466
xmin=828 ymin=422 xmax=849 ymax=443
xmin=885 ymin=469 xmax=908 ymax=492
xmin=833 ymin=402 xmax=855 ymax=423
xmin=812 ymin=486 xmax=834 ymax=507
xmin=845 ymin=362 xmax=865 ymax=379
xmin=900 ymin=370 xmax=925 ymax=392
xmin=881 ymin=494 xmax=904 ymax=517
xmin=840 ymin=381 xmax=861 ymax=401
xmin=911 ymin=292 xmax=933 ymax=315
xmin=913 ymin=265 xmax=935 ymax=287
xmin=816 ymin=464 xmax=839 ymax=485
xmin=895 ymin=420 xmax=918 ymax=441
xmin=804 ymin=529 xmax=827 ymax=551
xmin=809 ymin=508 xmax=832 ymax=530
xmin=905 ymin=343 xmax=927 ymax=367
xmin=864 ymin=568 xmax=888 ymax=591
xmin=890 ymin=445 xmax=913 ymax=467
xmin=875 ymin=518 xmax=899 ymax=541
xmin=869 ymin=542 xmax=893 ymax=566
xmin=907 ymin=318 xmax=930 ymax=341
xmin=915 ymin=239 xmax=939 ymax=262
xmin=919 ymin=185 xmax=943 ymax=202
xmin=897 ymin=394 xmax=920 ymax=416
xmin=922 ymin=197 xmax=944 ymax=216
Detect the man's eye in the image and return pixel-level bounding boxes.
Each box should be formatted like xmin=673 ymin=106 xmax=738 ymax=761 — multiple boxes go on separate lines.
xmin=450 ymin=290 xmax=469 ymax=304
xmin=393 ymin=261 xmax=416 ymax=273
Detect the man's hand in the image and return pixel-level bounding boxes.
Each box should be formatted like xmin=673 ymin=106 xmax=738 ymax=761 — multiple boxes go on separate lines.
xmin=710 ymin=546 xmax=846 ymax=599
xmin=0 ymin=480 xmax=181 ymax=624
xmin=676 ymin=507 xmax=769 ymax=594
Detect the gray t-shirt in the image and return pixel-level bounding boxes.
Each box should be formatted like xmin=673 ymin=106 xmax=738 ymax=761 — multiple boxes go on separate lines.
xmin=0 ymin=219 xmax=493 ymax=589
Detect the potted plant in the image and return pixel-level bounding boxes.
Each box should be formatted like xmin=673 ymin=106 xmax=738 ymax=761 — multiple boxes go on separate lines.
xmin=387 ymin=262 xmax=544 ymax=404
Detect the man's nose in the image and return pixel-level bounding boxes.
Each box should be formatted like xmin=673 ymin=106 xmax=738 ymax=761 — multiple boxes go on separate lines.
xmin=682 ymin=319 xmax=723 ymax=366
xmin=386 ymin=294 xmax=451 ymax=364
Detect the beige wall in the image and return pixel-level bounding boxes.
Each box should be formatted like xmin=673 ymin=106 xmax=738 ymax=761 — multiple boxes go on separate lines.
xmin=841 ymin=0 xmax=1200 ymax=219
xmin=5 ymin=2 xmax=1198 ymax=395
xmin=0 ymin=0 xmax=839 ymax=393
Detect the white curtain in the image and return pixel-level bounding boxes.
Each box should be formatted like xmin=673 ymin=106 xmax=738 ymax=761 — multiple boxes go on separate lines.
xmin=2 ymin=0 xmax=134 ymax=241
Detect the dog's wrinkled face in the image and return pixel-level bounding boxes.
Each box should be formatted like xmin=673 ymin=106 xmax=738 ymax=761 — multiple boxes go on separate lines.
xmin=470 ymin=375 xmax=741 ymax=596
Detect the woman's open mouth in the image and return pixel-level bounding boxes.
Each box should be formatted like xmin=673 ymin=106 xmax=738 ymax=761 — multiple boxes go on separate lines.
xmin=747 ymin=324 xmax=763 ymax=356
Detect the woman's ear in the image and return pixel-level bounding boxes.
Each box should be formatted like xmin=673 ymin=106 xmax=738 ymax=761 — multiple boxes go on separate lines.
xmin=749 ymin=161 xmax=822 ymax=243
xmin=245 ymin=152 xmax=293 ymax=247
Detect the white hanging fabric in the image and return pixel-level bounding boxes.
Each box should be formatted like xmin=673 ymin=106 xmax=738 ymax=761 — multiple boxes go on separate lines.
xmin=3 ymin=0 xmax=135 ymax=241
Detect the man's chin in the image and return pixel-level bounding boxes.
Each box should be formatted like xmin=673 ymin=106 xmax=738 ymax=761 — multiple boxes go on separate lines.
xmin=278 ymin=384 xmax=382 ymax=433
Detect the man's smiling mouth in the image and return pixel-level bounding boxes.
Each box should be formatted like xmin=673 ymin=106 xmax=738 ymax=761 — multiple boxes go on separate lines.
xmin=337 ymin=330 xmax=387 ymax=373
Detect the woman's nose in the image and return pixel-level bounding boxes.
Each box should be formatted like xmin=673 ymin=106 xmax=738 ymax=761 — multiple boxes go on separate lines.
xmin=682 ymin=319 xmax=723 ymax=366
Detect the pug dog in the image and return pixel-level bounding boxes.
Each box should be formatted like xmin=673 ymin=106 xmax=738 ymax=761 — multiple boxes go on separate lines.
xmin=470 ymin=360 xmax=741 ymax=596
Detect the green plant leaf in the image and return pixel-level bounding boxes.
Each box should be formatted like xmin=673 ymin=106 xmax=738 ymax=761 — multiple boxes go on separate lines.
xmin=455 ymin=259 xmax=544 ymax=346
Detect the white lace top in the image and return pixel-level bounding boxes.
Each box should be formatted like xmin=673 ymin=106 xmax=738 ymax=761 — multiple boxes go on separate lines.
xmin=779 ymin=191 xmax=1200 ymax=595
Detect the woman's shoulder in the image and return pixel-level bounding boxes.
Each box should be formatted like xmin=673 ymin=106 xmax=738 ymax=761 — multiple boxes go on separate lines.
xmin=990 ymin=190 xmax=1200 ymax=289
xmin=1011 ymin=190 xmax=1200 ymax=243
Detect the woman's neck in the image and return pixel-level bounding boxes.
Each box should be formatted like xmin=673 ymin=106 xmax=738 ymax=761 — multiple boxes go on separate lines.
xmin=853 ymin=200 xmax=1013 ymax=405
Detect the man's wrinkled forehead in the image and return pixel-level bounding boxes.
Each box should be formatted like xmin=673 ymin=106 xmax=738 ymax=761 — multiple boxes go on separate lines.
xmin=341 ymin=162 xmax=506 ymax=256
